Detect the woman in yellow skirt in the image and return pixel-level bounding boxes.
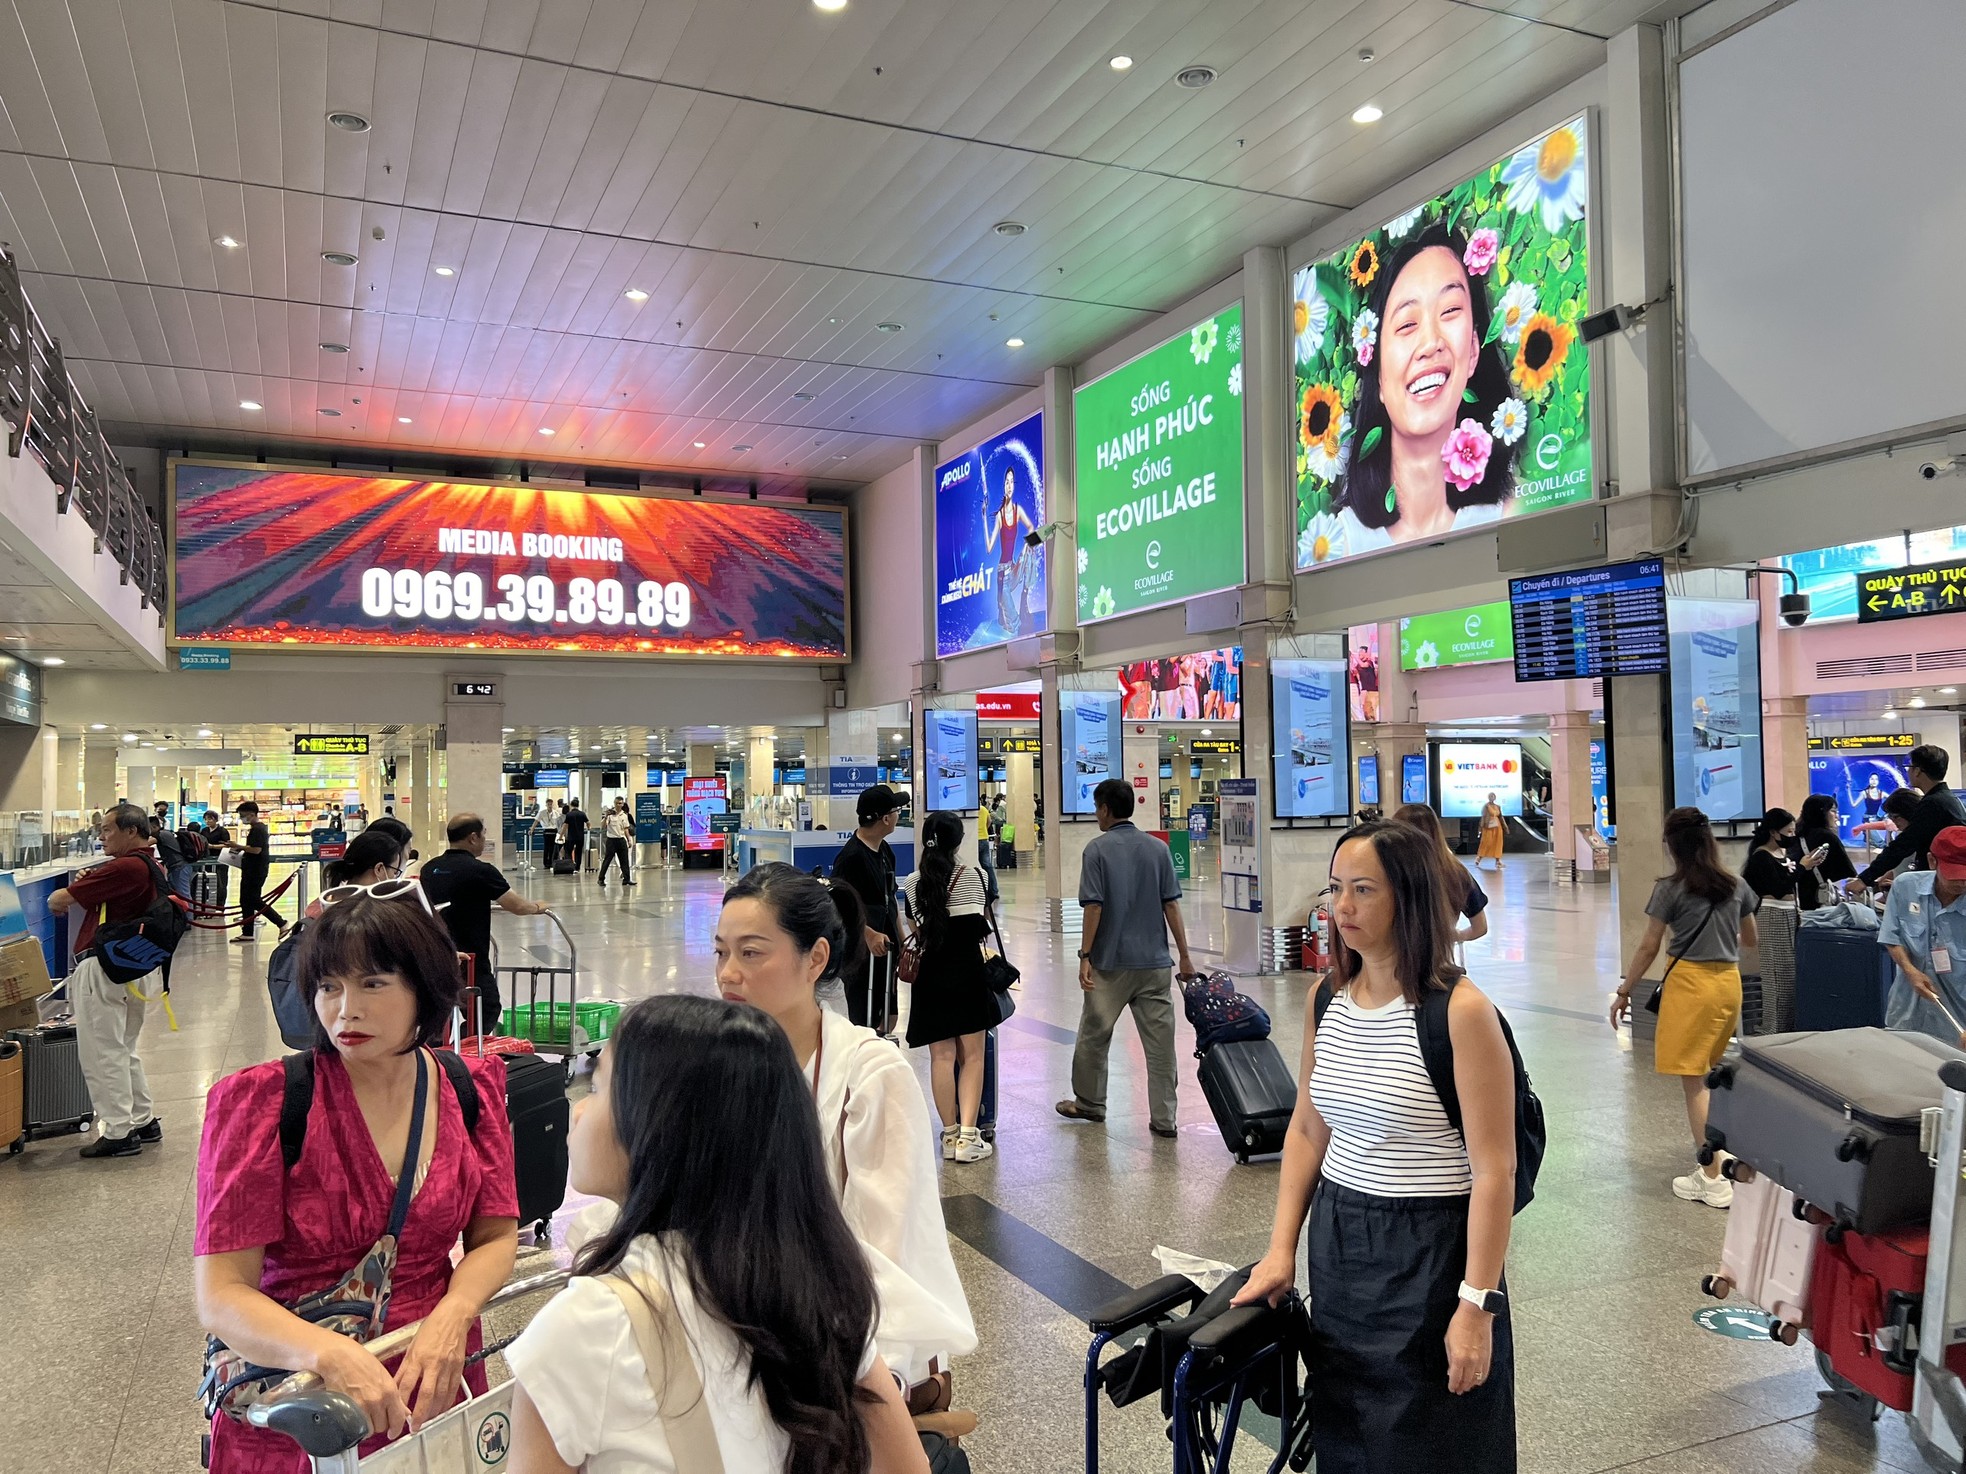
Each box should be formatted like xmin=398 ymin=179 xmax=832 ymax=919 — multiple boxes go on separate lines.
xmin=1476 ymin=794 xmax=1506 ymax=869
xmin=1610 ymin=807 xmax=1760 ymax=1209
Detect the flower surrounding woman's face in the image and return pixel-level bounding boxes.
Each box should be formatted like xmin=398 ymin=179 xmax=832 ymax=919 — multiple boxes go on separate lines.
xmin=1378 ymin=246 xmax=1479 ymax=444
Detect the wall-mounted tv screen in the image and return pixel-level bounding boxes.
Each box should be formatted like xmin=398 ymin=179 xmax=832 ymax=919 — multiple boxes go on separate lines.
xmin=1510 ymin=557 xmax=1667 ymax=682
xmin=923 ymin=710 xmax=980 ymax=812
xmin=934 ymin=413 xmax=1046 ymax=656
xmin=1436 ymin=741 xmax=1523 ymax=820
xmin=1061 ymin=693 xmax=1123 ymax=814
xmin=1272 ymin=659 xmax=1349 ymax=818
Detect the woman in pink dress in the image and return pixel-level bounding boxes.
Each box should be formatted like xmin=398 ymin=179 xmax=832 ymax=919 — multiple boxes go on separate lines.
xmin=194 ymin=890 xmax=520 ymax=1473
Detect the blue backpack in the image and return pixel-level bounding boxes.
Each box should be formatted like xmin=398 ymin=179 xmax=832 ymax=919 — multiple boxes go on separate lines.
xmin=1181 ymin=971 xmax=1273 ymax=1056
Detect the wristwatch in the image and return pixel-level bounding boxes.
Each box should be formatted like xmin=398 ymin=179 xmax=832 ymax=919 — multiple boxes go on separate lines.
xmin=1078 ymin=949 xmax=1093 ymax=959
xmin=1458 ymin=1281 xmax=1506 ymax=1315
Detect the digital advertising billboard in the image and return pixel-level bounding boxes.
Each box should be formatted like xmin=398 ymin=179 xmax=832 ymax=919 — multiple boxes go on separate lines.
xmin=171 ymin=464 xmax=849 ymax=659
xmin=933 ymin=413 xmax=1046 ymax=657
xmin=1437 ymin=742 xmax=1524 ymax=820
xmin=1347 ymin=623 xmax=1382 ymax=722
xmin=1116 ymin=647 xmax=1241 ymax=721
xmin=1272 ymin=659 xmax=1349 ymax=819
xmin=1074 ymin=304 xmax=1245 ymax=623
xmin=1400 ymin=600 xmax=1514 ymax=670
xmin=1061 ymin=692 xmax=1122 ymax=815
xmin=1808 ymin=748 xmax=1914 ymax=846
xmin=923 ymin=710 xmax=980 ymax=813
xmin=682 ymin=777 xmax=728 ymax=852
xmin=1667 ymin=598 xmax=1763 ymax=823
xmin=1293 ymin=116 xmax=1593 ymax=571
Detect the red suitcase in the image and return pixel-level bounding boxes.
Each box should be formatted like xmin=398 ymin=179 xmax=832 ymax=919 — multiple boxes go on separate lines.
xmin=1809 ymin=1227 xmax=1966 ymax=1409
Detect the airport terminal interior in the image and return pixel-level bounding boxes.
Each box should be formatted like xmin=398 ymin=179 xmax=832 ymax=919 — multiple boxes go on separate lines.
xmin=3 ymin=1 xmax=1966 ymax=1470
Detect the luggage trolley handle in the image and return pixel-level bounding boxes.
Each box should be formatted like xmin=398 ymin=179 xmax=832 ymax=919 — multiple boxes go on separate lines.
xmin=247 ymin=1268 xmax=570 ymax=1459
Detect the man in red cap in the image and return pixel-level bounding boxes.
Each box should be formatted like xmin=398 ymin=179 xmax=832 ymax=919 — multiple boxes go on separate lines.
xmin=1880 ymin=826 xmax=1966 ymax=1046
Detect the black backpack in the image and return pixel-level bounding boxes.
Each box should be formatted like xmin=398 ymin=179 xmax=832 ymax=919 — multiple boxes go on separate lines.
xmin=90 ymin=854 xmax=191 ymax=985
xmin=1314 ymin=978 xmax=1546 ymax=1213
xmin=265 ymin=922 xmax=319 ymax=1050
xmin=178 ymin=826 xmax=209 ymax=863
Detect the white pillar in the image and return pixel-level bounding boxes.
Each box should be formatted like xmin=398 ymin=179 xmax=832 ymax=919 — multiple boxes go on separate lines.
xmin=444 ymin=688 xmax=506 ymax=866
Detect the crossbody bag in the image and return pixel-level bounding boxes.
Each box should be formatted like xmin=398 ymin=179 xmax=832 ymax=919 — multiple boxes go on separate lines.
xmin=1644 ymin=900 xmax=1723 ymax=1014
xmin=600 ymin=1269 xmax=727 ymax=1471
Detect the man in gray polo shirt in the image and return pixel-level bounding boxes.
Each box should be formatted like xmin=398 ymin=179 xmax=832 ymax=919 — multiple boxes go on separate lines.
xmin=1056 ymin=779 xmax=1197 ymax=1138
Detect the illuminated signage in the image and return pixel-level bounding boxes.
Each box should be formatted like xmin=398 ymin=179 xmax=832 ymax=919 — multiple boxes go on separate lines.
xmin=976 ymin=689 xmax=1042 ymax=721
xmin=452 ymin=681 xmax=498 ymax=698
xmin=293 ymin=734 xmax=369 ymax=756
xmin=1191 ymin=738 xmax=1242 ymax=755
xmin=1809 ymin=734 xmax=1917 ymax=751
xmin=1857 ymin=560 xmax=1966 ymax=624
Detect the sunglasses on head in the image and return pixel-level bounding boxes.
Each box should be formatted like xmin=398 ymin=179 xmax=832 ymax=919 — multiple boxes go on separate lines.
xmin=318 ymin=877 xmax=445 ymax=916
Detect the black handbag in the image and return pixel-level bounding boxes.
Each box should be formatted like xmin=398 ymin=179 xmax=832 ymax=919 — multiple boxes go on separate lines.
xmin=981 ymin=893 xmax=1019 ymax=1023
xmin=1645 ymin=900 xmax=1722 ymax=1013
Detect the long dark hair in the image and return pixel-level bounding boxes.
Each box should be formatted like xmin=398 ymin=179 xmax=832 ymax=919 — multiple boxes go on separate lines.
xmin=1662 ymin=806 xmax=1737 ymax=904
xmin=575 ymin=996 xmax=877 ymax=1474
xmin=723 ymin=861 xmax=867 ymax=984
xmin=322 ymin=829 xmax=402 ymax=886
xmin=1336 ymin=224 xmax=1516 ymax=530
xmin=1391 ymin=801 xmax=1468 ymax=906
xmin=1799 ymin=793 xmax=1838 ymax=837
xmin=912 ymin=811 xmax=966 ymax=948
xmin=1327 ymin=821 xmax=1461 ymax=1007
xmin=1748 ymin=807 xmax=1796 ymax=852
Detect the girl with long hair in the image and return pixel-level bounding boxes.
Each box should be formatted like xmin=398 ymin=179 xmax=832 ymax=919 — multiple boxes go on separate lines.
xmin=1392 ymin=802 xmax=1490 ymax=944
xmin=899 ymin=812 xmax=1001 ymax=1163
xmin=1611 ymin=807 xmax=1759 ymax=1208
xmin=1796 ymin=793 xmax=1858 ymax=909
xmin=1238 ymin=822 xmax=1518 ymax=1471
xmin=1740 ymin=806 xmax=1817 ymax=902
xmin=506 ymin=996 xmax=927 ymax=1474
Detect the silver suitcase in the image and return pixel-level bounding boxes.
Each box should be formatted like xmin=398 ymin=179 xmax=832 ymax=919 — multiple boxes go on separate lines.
xmin=7 ymin=1026 xmax=93 ymax=1136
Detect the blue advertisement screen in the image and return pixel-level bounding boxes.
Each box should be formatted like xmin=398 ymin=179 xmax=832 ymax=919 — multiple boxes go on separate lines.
xmin=1061 ymin=692 xmax=1121 ymax=815
xmin=1358 ymin=754 xmax=1380 ymax=807
xmin=1271 ymin=659 xmax=1350 ymax=818
xmin=934 ymin=412 xmax=1047 ymax=657
xmin=1401 ymin=752 xmax=1428 ymax=806
xmin=1808 ymin=751 xmax=1913 ymax=845
xmin=1667 ymin=598 xmax=1763 ymax=822
xmin=1588 ymin=738 xmax=1613 ymax=839
xmin=924 ymin=711 xmax=979 ymax=812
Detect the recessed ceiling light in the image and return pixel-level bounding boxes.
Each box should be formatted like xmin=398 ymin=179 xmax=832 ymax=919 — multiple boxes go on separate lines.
xmin=1201 ymin=728 xmax=1212 ymax=736
xmin=434 ymin=265 xmax=455 ymax=277
xmin=834 ymin=453 xmax=850 ymax=460
xmin=502 ymin=727 xmax=514 ymax=734
xmin=732 ymin=443 xmax=753 ymax=452
xmin=1358 ymin=47 xmax=1376 ymax=63
xmin=318 ymin=407 xmax=341 ymax=417
xmin=1109 ymin=55 xmax=1133 ymax=72
xmin=1352 ymin=103 xmax=1384 ymax=124
xmin=1006 ymin=337 xmax=1025 ymax=348
xmin=1883 ymin=708 xmax=1897 ymax=719
xmin=1176 ymin=65 xmax=1217 ymax=89
xmin=792 ymin=391 xmax=816 ymax=402
xmin=398 ymin=416 xmax=412 ymax=424
xmin=692 ymin=441 xmax=706 ymax=449
xmin=827 ymin=316 xmax=840 ymax=325
xmin=538 ymin=427 xmax=555 ymax=436
xmin=214 ymin=235 xmax=241 ymax=249
xmin=624 ymin=288 xmax=649 ymax=302
xmin=993 ymin=220 xmax=1027 ymax=237
xmin=1944 ymin=687 xmax=1959 ymax=696
xmin=198 ymin=728 xmax=213 ymax=737
xmin=239 ymin=399 xmax=262 ymax=411
xmin=876 ymin=321 xmax=904 ymax=333
xmin=1910 ymin=696 xmax=1928 ymax=709
xmin=40 ymin=656 xmax=64 ymax=666
xmin=322 ymin=250 xmax=358 ymax=266
xmin=90 ymin=723 xmax=106 ymax=731
xmin=122 ymin=733 xmax=137 ymax=743
xmin=327 ymin=111 xmax=371 ymax=133
xmin=813 ymin=0 xmax=847 ymax=10
xmin=319 ymin=341 xmax=349 ymax=353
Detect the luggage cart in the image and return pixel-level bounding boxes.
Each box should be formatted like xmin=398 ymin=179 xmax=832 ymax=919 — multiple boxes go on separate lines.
xmin=486 ymin=913 xmax=621 ymax=1072
xmin=248 ymin=1267 xmax=569 ymax=1472
xmin=1910 ymin=1059 xmax=1966 ymax=1471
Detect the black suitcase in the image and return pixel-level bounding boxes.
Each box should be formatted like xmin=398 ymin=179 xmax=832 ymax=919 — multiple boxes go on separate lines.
xmin=977 ymin=1027 xmax=997 ymax=1141
xmin=996 ymin=842 xmax=1017 ymax=869
xmin=1793 ymin=926 xmax=1893 ymax=1030
xmin=502 ymin=1053 xmax=569 ymax=1236
xmin=1704 ymin=1028 xmax=1962 ymax=1232
xmin=551 ymin=855 xmax=577 ymax=876
xmin=1198 ymin=1038 xmax=1296 ymax=1163
xmin=7 ymin=1025 xmax=93 ymax=1138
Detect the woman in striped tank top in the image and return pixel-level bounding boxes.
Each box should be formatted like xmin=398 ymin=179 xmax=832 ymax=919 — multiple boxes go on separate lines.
xmin=1235 ymin=821 xmax=1519 ymax=1472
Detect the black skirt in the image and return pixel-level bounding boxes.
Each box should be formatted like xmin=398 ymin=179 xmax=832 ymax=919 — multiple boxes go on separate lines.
xmin=905 ymin=913 xmax=1000 ymax=1046
xmin=1306 ymin=1181 xmax=1517 ymax=1474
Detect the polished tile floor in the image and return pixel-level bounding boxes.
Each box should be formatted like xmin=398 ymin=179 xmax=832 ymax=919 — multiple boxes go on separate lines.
xmin=0 ymin=853 xmax=1932 ymax=1472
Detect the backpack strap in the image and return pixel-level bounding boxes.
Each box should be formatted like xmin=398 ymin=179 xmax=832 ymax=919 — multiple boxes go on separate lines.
xmin=1414 ymin=985 xmax=1463 ymax=1138
xmin=280 ymin=1051 xmax=317 ymax=1170
xmin=435 ymin=1049 xmax=482 ymax=1134
xmin=1312 ymin=977 xmax=1337 ymax=1031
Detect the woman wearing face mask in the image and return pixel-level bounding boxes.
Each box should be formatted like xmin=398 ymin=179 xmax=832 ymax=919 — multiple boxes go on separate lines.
xmin=1740 ymin=807 xmax=1821 ymax=903
xmin=716 ymin=863 xmax=977 ymax=1412
xmin=506 ymin=996 xmax=928 ymax=1474
xmin=193 ymin=894 xmax=519 ymax=1472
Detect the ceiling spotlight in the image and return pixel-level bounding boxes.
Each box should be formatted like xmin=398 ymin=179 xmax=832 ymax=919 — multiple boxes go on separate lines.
xmin=792 ymin=391 xmax=816 ymax=402
xmin=502 ymin=727 xmax=515 ymax=734
xmin=1006 ymin=337 xmax=1025 ymax=348
xmin=122 ymin=733 xmax=137 ymax=743
xmin=319 ymin=341 xmax=349 ymax=353
xmin=538 ymin=427 xmax=555 ymax=436
xmin=198 ymin=728 xmax=213 ymax=737
xmin=397 ymin=416 xmax=412 ymax=424
xmin=40 ymin=656 xmax=64 ymax=666
xmin=239 ymin=399 xmax=262 ymax=411
xmin=624 ymin=288 xmax=649 ymax=301
xmin=813 ymin=0 xmax=847 ymax=9
xmin=993 ymin=220 xmax=1027 ymax=237
xmin=1358 ymin=46 xmax=1376 ymax=63
xmin=318 ymin=407 xmax=341 ymax=416
xmin=322 ymin=250 xmax=358 ymax=266
xmin=732 ymin=443 xmax=754 ymax=452
xmin=1883 ymin=708 xmax=1898 ymax=720
xmin=327 ymin=111 xmax=371 ymax=133
xmin=90 ymin=723 xmax=106 ymax=731
xmin=692 ymin=441 xmax=706 ymax=449
xmin=214 ymin=235 xmax=241 ymax=249
xmin=434 ymin=265 xmax=455 ymax=277
xmin=876 ymin=321 xmax=904 ymax=333
xmin=1175 ymin=65 xmax=1218 ymax=89
xmin=1910 ymin=696 xmax=1928 ymax=709
xmin=1944 ymin=687 xmax=1960 ymax=696
xmin=1352 ymin=103 xmax=1384 ymax=124
xmin=1109 ymin=55 xmax=1133 ymax=72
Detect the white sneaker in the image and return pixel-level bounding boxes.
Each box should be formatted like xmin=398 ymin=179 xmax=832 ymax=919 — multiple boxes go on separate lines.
xmin=954 ymin=1127 xmax=994 ymax=1164
xmin=1672 ymin=1163 xmax=1733 ymax=1208
xmin=941 ymin=1127 xmax=959 ymax=1161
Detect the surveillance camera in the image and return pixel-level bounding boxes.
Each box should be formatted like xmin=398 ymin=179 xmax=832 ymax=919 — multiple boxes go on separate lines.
xmin=1778 ymin=591 xmax=1811 ymax=628
xmin=1920 ymin=457 xmax=1956 ymax=480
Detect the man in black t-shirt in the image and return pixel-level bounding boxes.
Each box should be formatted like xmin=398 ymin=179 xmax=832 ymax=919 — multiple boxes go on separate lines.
xmin=829 ymin=785 xmax=903 ymax=1032
xmin=562 ymin=802 xmax=591 ymax=874
xmin=222 ymin=801 xmax=287 ymax=942
xmin=420 ymin=812 xmax=551 ymax=1035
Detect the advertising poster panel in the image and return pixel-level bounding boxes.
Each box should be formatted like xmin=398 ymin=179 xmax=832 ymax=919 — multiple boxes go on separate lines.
xmin=1401 ymin=752 xmax=1429 ymax=806
xmin=1347 ymin=623 xmax=1382 ymax=721
xmin=1399 ymin=600 xmax=1514 ymax=670
xmin=1272 ymin=659 xmax=1350 ymax=819
xmin=1115 ymin=647 xmax=1241 ymax=720
xmin=1437 ymin=742 xmax=1524 ymax=819
xmin=933 ymin=413 xmax=1046 ymax=656
xmin=682 ymin=777 xmax=728 ymax=852
xmin=1294 ymin=117 xmax=1593 ymax=571
xmin=1061 ymin=693 xmax=1123 ymax=815
xmin=1074 ymin=305 xmax=1245 ymax=622
xmin=1808 ymin=750 xmax=1914 ymax=846
xmin=924 ymin=710 xmax=980 ymax=812
xmin=1359 ymin=754 xmax=1381 ymax=807
xmin=1667 ymin=598 xmax=1764 ymax=822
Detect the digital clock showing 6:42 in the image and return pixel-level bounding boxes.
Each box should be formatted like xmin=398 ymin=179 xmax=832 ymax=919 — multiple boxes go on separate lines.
xmin=359 ymin=569 xmax=693 ymax=631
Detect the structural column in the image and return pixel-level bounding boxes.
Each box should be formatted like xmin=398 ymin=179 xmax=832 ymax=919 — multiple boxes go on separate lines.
xmin=443 ymin=682 xmax=505 ymax=866
xmin=1547 ymin=711 xmax=1596 ymax=877
xmin=1762 ymin=696 xmax=1810 ymax=814
xmin=84 ymin=744 xmax=118 ymax=812
xmin=408 ymin=743 xmax=432 ymax=857
xmin=747 ymin=735 xmax=777 ymax=827
xmin=1612 ymin=673 xmax=1670 ymax=1032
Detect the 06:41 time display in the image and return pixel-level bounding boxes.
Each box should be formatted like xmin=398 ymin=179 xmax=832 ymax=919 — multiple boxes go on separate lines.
xmin=359 ymin=568 xmax=692 ymax=629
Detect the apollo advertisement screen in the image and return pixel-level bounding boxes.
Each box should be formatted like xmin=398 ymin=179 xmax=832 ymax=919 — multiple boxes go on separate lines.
xmin=170 ymin=464 xmax=849 ymax=659
xmin=934 ymin=413 xmax=1046 ymax=657
xmin=1436 ymin=742 xmax=1523 ymax=820
xmin=923 ymin=710 xmax=979 ymax=812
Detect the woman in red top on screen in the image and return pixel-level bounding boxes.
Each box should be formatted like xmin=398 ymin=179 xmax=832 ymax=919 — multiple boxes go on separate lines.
xmin=193 ymin=890 xmax=519 ymax=1473
xmin=1335 ymin=226 xmax=1519 ymax=554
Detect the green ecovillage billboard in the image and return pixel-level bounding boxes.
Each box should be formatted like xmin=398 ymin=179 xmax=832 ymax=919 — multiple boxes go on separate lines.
xmin=1074 ymin=303 xmax=1245 ymax=623
xmin=1399 ymin=600 xmax=1515 ymax=670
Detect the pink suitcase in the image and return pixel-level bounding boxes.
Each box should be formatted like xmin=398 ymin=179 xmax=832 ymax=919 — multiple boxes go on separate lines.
xmin=1700 ymin=1166 xmax=1822 ymax=1344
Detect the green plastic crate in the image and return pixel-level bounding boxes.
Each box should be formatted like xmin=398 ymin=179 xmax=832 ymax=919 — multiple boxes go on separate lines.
xmin=505 ymin=1000 xmax=623 ymax=1049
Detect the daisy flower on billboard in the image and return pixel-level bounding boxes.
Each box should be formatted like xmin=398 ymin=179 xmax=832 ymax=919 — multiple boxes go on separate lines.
xmin=1495 ymin=281 xmax=1538 ymax=345
xmin=1351 ymin=307 xmax=1379 ymax=368
xmin=1500 ymin=119 xmax=1588 ymax=234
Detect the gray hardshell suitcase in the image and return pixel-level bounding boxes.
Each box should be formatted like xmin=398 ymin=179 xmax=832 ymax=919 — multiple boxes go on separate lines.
xmin=1704 ymin=1028 xmax=1961 ymax=1233
xmin=7 ymin=1026 xmax=93 ymax=1137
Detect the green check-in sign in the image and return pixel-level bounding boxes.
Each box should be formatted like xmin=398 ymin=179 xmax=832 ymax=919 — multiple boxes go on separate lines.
xmin=1399 ymin=600 xmax=1514 ymax=670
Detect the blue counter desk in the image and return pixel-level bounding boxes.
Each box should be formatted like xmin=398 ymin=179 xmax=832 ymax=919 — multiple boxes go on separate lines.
xmin=735 ymin=830 xmax=916 ymax=879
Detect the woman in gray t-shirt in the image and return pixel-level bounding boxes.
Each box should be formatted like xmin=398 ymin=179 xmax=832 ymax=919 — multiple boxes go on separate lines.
xmin=1610 ymin=808 xmax=1759 ymax=1210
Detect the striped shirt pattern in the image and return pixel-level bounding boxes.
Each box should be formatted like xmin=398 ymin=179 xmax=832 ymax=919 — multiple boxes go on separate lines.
xmin=1309 ymin=989 xmax=1473 ymax=1197
xmin=901 ymin=863 xmax=989 ymax=918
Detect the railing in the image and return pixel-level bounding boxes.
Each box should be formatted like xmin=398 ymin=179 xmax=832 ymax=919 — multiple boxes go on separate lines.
xmin=0 ymin=245 xmax=166 ymax=621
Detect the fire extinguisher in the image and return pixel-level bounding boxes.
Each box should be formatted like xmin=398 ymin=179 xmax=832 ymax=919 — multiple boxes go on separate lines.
xmin=1309 ymin=905 xmax=1332 ymax=973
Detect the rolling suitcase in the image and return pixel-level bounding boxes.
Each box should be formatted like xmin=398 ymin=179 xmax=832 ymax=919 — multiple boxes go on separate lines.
xmin=502 ymin=1052 xmax=570 ymax=1238
xmin=1793 ymin=925 xmax=1893 ymax=1031
xmin=976 ymin=1028 xmax=997 ymax=1142
xmin=0 ymin=1038 xmax=21 ymax=1153
xmin=551 ymin=853 xmax=577 ymax=876
xmin=1699 ymin=1168 xmax=1820 ymax=1342
xmin=1806 ymin=1225 xmax=1966 ymax=1411
xmin=1198 ymin=1038 xmax=1296 ymax=1163
xmin=1704 ymin=1028 xmax=1962 ymax=1232
xmin=7 ymin=1025 xmax=93 ymax=1139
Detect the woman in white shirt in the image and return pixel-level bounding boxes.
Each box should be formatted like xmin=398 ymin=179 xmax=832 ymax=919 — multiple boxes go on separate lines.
xmin=1236 ymin=821 xmax=1519 ymax=1473
xmin=717 ymin=862 xmax=978 ymax=1407
xmin=506 ymin=995 xmax=926 ymax=1474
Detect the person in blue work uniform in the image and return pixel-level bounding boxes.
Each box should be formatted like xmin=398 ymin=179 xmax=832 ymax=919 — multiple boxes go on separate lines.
xmin=1881 ymin=827 xmax=1966 ymax=1047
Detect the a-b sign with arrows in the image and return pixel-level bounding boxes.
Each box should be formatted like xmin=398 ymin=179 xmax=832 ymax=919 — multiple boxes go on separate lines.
xmin=1857 ymin=560 xmax=1966 ymax=624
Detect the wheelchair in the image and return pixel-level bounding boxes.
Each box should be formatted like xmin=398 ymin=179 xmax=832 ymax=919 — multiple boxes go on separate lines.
xmin=1084 ymin=1265 xmax=1315 ymax=1474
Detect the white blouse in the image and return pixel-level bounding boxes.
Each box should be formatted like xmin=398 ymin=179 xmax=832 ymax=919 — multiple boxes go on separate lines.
xmin=901 ymin=863 xmax=989 ymax=920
